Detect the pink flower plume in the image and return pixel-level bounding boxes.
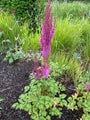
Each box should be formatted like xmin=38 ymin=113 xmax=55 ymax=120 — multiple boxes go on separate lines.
xmin=85 ymin=82 xmax=90 ymax=91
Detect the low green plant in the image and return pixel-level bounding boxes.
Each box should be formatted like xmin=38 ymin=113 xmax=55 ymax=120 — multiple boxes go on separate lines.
xmin=67 ymin=71 xmax=90 ymax=120
xmin=12 ymin=62 xmax=67 ymax=120
xmin=3 ymin=48 xmax=23 ymax=64
xmin=0 ymin=37 xmax=11 ymax=52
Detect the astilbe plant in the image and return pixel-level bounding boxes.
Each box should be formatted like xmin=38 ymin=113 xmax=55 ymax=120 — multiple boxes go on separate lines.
xmin=12 ymin=1 xmax=68 ymax=120
xmin=32 ymin=0 xmax=56 ymax=79
xmin=40 ymin=0 xmax=56 ymax=59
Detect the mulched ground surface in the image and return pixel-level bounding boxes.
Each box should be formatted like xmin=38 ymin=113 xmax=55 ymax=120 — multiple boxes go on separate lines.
xmin=0 ymin=53 xmax=83 ymax=120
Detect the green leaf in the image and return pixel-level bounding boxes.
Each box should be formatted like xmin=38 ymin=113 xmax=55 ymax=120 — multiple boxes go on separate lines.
xmin=55 ymin=97 xmax=60 ymax=103
xmin=41 ymin=111 xmax=47 ymax=116
xmin=18 ymin=99 xmax=24 ymax=104
xmin=59 ymin=94 xmax=66 ymax=99
xmin=46 ymin=115 xmax=51 ymax=120
xmin=12 ymin=103 xmax=19 ymax=108
xmin=0 ymin=98 xmax=4 ymax=102
xmin=3 ymin=57 xmax=8 ymax=61
xmin=24 ymin=86 xmax=30 ymax=92
xmin=59 ymin=84 xmax=65 ymax=91
xmin=31 ymin=114 xmax=37 ymax=119
xmin=9 ymin=57 xmax=13 ymax=63
xmin=45 ymin=103 xmax=50 ymax=109
xmin=60 ymin=100 xmax=67 ymax=106
xmin=39 ymin=116 xmax=46 ymax=120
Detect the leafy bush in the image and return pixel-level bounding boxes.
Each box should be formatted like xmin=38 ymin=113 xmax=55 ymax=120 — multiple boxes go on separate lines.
xmin=0 ymin=0 xmax=46 ymax=33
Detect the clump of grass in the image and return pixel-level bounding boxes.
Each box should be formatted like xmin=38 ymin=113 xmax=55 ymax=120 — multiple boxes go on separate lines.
xmin=0 ymin=12 xmax=19 ymax=46
xmin=48 ymin=51 xmax=83 ymax=84
xmin=19 ymin=26 xmax=41 ymax=53
xmin=51 ymin=1 xmax=90 ymax=20
xmin=51 ymin=18 xmax=81 ymax=53
xmin=51 ymin=18 xmax=90 ymax=54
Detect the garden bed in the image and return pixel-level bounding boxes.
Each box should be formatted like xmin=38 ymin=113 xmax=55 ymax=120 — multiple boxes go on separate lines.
xmin=0 ymin=53 xmax=83 ymax=120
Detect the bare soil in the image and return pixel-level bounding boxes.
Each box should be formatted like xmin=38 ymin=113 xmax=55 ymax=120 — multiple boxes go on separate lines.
xmin=0 ymin=53 xmax=83 ymax=120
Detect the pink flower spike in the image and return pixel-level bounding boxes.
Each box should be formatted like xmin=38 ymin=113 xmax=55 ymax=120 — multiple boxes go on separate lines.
xmin=39 ymin=16 xmax=41 ymax=18
xmin=32 ymin=55 xmax=43 ymax=80
xmin=82 ymin=14 xmax=85 ymax=16
xmin=35 ymin=2 xmax=37 ymax=4
xmin=85 ymin=82 xmax=90 ymax=91
xmin=30 ymin=7 xmax=32 ymax=8
xmin=35 ymin=21 xmax=37 ymax=23
xmin=11 ymin=11 xmax=14 ymax=14
xmin=41 ymin=65 xmax=50 ymax=79
xmin=25 ymin=21 xmax=27 ymax=23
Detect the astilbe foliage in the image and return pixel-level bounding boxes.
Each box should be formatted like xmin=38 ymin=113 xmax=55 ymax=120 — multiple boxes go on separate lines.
xmin=32 ymin=0 xmax=56 ymax=79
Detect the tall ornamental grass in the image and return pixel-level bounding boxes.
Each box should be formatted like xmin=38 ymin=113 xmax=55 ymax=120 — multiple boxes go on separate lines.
xmin=51 ymin=18 xmax=90 ymax=54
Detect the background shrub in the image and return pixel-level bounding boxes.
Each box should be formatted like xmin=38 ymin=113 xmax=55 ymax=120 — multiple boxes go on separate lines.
xmin=0 ymin=0 xmax=46 ymax=33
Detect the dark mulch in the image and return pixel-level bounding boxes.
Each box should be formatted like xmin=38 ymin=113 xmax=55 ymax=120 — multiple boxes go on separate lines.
xmin=0 ymin=53 xmax=83 ymax=120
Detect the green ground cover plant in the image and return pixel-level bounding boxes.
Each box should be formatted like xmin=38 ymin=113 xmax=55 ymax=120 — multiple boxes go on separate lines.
xmin=3 ymin=48 xmax=23 ymax=64
xmin=68 ymin=71 xmax=90 ymax=120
